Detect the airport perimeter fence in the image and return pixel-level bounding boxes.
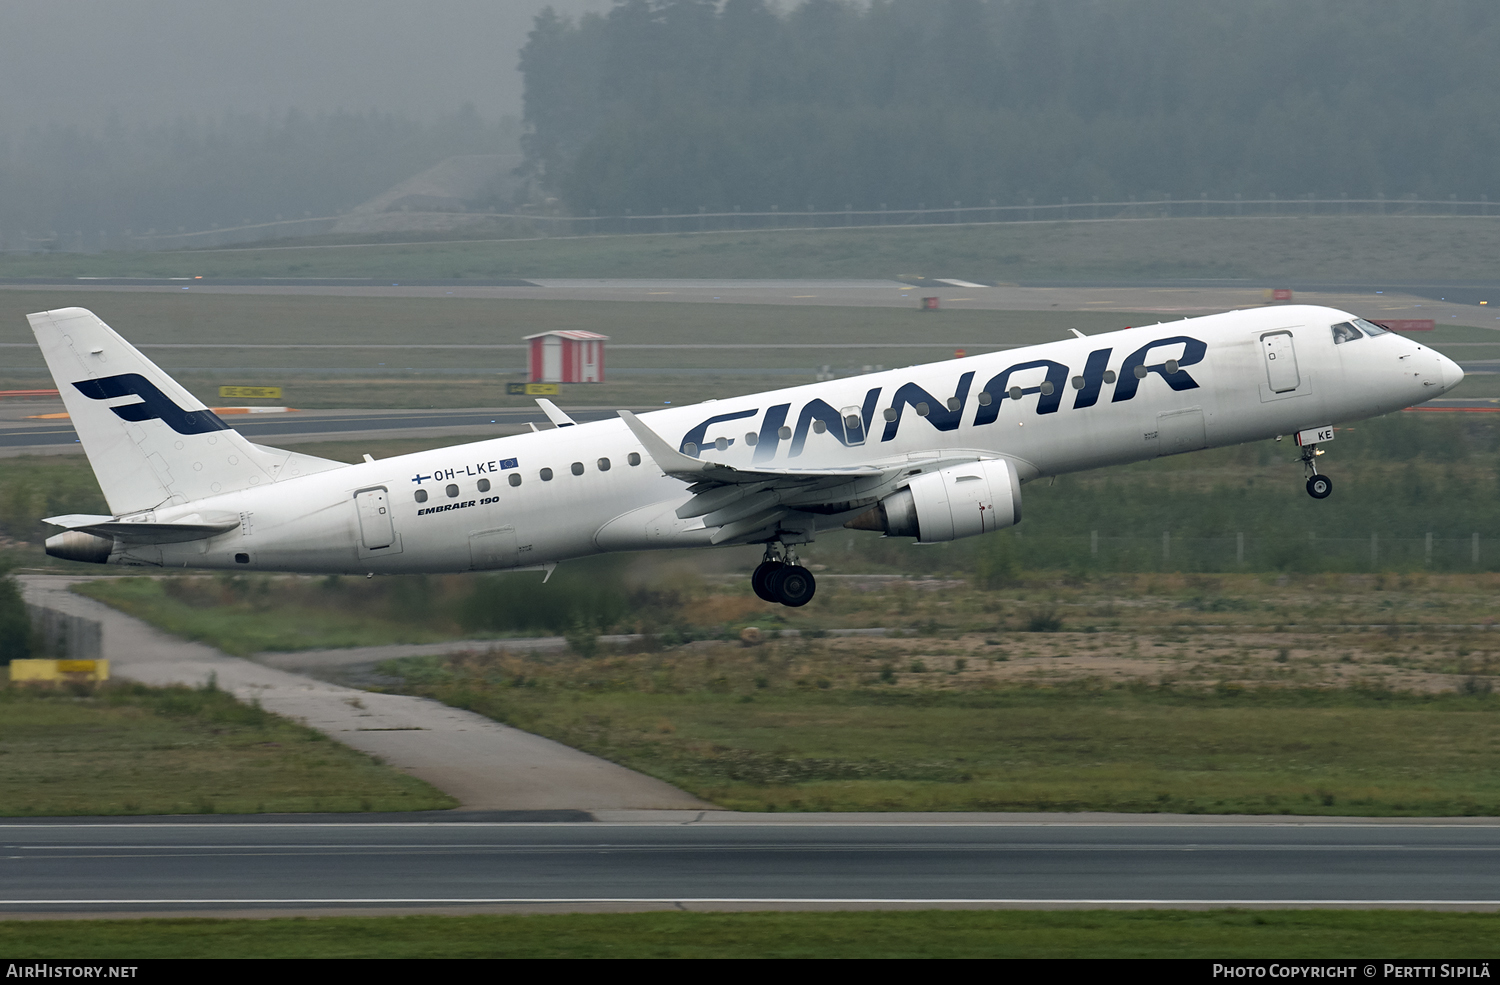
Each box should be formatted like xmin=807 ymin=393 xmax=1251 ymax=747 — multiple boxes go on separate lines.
xmin=17 ymin=195 xmax=1500 ymax=253
xmin=1005 ymin=531 xmax=1500 ymax=574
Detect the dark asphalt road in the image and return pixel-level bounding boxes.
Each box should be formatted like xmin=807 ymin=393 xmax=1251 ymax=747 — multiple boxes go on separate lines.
xmin=2 ymin=820 xmax=1496 ymax=912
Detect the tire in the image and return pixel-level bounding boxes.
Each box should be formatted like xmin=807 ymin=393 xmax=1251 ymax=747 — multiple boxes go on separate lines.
xmin=751 ymin=561 xmax=784 ymax=602
xmin=1306 ymin=474 xmax=1333 ymax=499
xmin=773 ymin=565 xmax=817 ymax=607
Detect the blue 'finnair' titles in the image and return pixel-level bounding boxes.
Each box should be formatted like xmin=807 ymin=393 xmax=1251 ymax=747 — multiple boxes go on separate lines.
xmin=681 ymin=334 xmax=1209 ymax=462
xmin=27 ymin=305 xmax=1463 ymax=609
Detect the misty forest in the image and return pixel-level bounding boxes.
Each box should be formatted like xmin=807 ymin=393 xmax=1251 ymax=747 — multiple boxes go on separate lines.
xmin=4 ymin=0 xmax=1500 ymax=243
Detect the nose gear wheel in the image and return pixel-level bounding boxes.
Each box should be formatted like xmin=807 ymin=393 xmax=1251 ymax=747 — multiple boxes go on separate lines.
xmin=1300 ymin=441 xmax=1333 ymax=499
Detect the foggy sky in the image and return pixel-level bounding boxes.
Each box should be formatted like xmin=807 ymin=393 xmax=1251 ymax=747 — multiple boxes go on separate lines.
xmin=0 ymin=0 xmax=612 ymax=128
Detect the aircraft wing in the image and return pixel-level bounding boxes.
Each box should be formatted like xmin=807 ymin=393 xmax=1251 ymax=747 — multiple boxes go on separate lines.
xmin=535 ymin=398 xmax=577 ymax=427
xmin=618 ymin=409 xmax=970 ymax=544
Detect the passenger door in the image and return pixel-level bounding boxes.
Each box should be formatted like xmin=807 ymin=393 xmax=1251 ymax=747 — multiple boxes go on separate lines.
xmin=354 ymin=488 xmax=394 ymax=550
xmin=1261 ymin=331 xmax=1301 ymax=393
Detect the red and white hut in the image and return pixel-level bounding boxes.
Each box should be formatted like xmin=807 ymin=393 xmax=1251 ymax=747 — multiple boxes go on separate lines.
xmin=524 ymin=330 xmax=608 ymax=383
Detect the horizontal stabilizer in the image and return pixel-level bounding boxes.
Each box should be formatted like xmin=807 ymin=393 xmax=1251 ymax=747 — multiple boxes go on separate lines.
xmin=44 ymin=513 xmax=239 ymax=544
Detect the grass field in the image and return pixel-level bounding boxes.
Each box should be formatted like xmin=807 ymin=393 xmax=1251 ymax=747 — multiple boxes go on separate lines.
xmin=0 ymin=288 xmax=1167 ymax=409
xmin=0 ymin=681 xmax=455 ymax=816
xmin=6 ymin=216 xmax=1500 ymax=283
xmin=379 ymin=635 xmax=1500 ymax=815
xmin=1 ymin=909 xmax=1497 ymax=958
xmin=56 ymin=543 xmax=1500 ymax=816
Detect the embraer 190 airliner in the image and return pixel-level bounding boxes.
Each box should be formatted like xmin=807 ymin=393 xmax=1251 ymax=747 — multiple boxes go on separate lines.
xmin=33 ymin=305 xmax=1461 ymax=606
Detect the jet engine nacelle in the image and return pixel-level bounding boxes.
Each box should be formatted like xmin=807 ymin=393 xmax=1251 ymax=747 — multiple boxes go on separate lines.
xmin=846 ymin=459 xmax=1021 ymax=543
xmin=45 ymin=530 xmax=115 ymax=564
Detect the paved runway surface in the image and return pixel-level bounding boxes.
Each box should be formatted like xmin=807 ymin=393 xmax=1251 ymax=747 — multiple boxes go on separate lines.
xmin=2 ymin=818 xmax=1497 ymax=914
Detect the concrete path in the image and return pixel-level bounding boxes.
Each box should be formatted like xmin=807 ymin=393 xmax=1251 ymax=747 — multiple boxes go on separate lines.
xmin=17 ymin=575 xmax=712 ymax=812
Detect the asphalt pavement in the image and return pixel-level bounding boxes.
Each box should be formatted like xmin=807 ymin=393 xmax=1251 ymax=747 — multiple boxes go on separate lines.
xmin=2 ymin=817 xmax=1496 ymax=916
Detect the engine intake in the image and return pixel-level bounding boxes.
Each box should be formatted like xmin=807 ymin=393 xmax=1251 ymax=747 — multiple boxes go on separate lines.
xmin=845 ymin=459 xmax=1021 ymax=543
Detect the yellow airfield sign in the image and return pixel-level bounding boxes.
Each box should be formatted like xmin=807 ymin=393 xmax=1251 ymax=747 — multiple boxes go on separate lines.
xmin=219 ymin=386 xmax=282 ymax=399
xmin=507 ymin=382 xmax=560 ymax=396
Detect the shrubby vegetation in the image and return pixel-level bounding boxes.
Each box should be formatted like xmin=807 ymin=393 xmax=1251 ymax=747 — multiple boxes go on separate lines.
xmin=0 ymin=566 xmax=31 ymax=664
xmin=523 ymin=0 xmax=1500 ymax=214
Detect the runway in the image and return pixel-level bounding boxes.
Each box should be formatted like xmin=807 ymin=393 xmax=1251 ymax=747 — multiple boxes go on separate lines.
xmin=2 ymin=816 xmax=1496 ymax=915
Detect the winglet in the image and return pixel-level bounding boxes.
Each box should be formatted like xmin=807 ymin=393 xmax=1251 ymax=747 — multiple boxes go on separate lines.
xmin=535 ymin=398 xmax=577 ymax=427
xmin=617 ymin=410 xmax=710 ymax=477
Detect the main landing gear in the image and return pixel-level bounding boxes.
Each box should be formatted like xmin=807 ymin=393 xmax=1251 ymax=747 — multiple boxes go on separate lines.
xmin=752 ymin=544 xmax=816 ymax=607
xmin=1303 ymin=442 xmax=1332 ymax=499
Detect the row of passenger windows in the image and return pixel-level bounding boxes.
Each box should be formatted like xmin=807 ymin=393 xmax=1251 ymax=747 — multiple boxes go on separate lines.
xmin=412 ymin=452 xmax=642 ymax=502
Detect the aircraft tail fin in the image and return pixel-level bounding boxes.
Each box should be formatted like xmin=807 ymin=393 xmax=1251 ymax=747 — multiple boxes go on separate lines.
xmin=28 ymin=307 xmax=343 ymax=516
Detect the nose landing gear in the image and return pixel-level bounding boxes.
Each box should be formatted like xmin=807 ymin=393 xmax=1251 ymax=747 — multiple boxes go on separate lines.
xmin=752 ymin=544 xmax=817 ymax=607
xmin=1302 ymin=441 xmax=1332 ymax=499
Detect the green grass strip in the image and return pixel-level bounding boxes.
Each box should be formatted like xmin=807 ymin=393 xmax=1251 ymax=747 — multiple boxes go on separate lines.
xmin=1 ymin=910 xmax=1497 ymax=959
xmin=0 ymin=682 xmax=455 ymax=816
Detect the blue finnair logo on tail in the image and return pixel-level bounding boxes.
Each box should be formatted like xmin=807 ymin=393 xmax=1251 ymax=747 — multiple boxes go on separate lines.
xmin=74 ymin=374 xmax=230 ymax=435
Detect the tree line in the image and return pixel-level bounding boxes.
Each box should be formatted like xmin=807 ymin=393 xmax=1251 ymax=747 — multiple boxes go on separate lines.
xmin=521 ymin=0 xmax=1500 ymax=215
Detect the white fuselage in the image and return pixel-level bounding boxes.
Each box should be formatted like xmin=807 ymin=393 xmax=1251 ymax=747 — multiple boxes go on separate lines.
xmin=120 ymin=305 xmax=1459 ymax=573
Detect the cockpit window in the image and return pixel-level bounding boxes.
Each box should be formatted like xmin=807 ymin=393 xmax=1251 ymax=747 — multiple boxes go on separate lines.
xmin=1353 ymin=317 xmax=1389 ymax=336
xmin=1331 ymin=322 xmax=1362 ymax=345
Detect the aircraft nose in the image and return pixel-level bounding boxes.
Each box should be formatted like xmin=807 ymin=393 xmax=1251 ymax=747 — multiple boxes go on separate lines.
xmin=1439 ymin=352 xmax=1464 ymax=391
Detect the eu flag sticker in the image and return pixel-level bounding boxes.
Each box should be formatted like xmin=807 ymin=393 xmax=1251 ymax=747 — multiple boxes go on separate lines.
xmin=500 ymin=458 xmax=518 ymax=470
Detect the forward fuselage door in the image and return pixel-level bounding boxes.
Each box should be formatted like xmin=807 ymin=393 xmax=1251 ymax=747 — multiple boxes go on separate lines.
xmin=1261 ymin=331 xmax=1301 ymax=393
xmin=354 ymin=487 xmax=394 ymax=550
